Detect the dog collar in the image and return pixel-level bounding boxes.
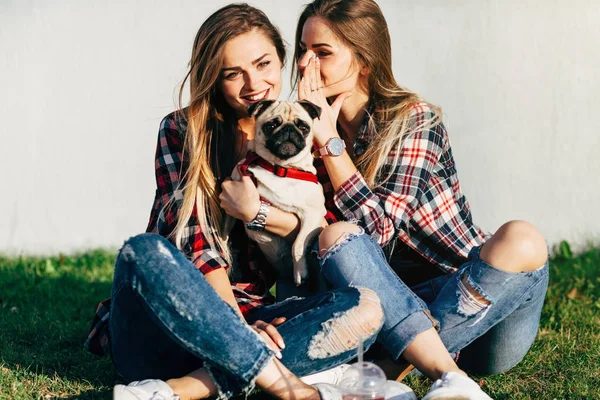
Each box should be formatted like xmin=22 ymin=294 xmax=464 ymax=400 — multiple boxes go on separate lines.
xmin=239 ymin=151 xmax=319 ymax=184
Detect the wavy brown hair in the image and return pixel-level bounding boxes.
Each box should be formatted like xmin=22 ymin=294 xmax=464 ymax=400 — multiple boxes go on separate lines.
xmin=171 ymin=3 xmax=286 ymax=262
xmin=293 ymin=0 xmax=441 ymax=187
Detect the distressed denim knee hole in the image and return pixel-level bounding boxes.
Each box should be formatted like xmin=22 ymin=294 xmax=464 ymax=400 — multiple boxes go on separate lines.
xmin=307 ymin=287 xmax=383 ymax=359
xmin=120 ymin=243 xmax=136 ymax=263
xmin=457 ymin=271 xmax=493 ymax=326
xmin=317 ymin=227 xmax=365 ymax=262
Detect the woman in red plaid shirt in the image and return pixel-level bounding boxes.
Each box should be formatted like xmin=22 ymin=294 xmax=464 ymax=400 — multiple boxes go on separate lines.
xmin=103 ymin=4 xmax=406 ymax=400
xmin=287 ymin=0 xmax=550 ymax=398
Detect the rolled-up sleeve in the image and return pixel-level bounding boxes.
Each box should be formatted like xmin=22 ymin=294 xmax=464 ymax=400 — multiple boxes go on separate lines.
xmin=334 ymin=104 xmax=446 ymax=247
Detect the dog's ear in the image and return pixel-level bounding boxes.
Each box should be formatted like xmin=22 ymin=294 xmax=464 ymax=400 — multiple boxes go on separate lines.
xmin=248 ymin=100 xmax=276 ymax=119
xmin=297 ymin=100 xmax=322 ymax=120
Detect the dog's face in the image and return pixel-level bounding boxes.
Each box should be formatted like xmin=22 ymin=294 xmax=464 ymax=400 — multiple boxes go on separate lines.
xmin=248 ymin=100 xmax=321 ymax=163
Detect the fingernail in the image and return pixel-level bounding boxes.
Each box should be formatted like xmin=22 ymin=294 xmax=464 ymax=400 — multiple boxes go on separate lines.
xmin=276 ymin=351 xmax=282 ymax=359
xmin=278 ymin=340 xmax=285 ymax=349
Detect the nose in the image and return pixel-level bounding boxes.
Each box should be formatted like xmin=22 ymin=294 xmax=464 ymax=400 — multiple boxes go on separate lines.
xmin=280 ymin=124 xmax=296 ymax=135
xmin=243 ymin=70 xmax=261 ymax=92
xmin=297 ymin=49 xmax=315 ymax=74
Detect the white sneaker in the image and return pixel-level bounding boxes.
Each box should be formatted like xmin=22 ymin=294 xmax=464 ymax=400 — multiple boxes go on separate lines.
xmin=313 ymin=381 xmax=416 ymax=400
xmin=113 ymin=379 xmax=179 ymax=400
xmin=314 ymin=383 xmax=343 ymax=400
xmin=385 ymin=381 xmax=418 ymax=400
xmin=301 ymin=364 xmax=352 ymax=385
xmin=422 ymin=372 xmax=493 ymax=400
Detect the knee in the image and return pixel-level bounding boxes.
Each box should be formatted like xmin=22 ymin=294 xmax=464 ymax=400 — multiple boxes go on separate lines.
xmin=480 ymin=220 xmax=548 ymax=273
xmin=318 ymin=222 xmax=361 ymax=257
xmin=354 ymin=287 xmax=385 ymax=333
xmin=117 ymin=233 xmax=175 ymax=276
xmin=308 ymin=287 xmax=383 ymax=359
xmin=119 ymin=233 xmax=163 ymax=261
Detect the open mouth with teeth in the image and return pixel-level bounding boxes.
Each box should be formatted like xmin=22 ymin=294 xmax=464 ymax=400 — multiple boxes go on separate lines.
xmin=241 ymin=88 xmax=271 ymax=104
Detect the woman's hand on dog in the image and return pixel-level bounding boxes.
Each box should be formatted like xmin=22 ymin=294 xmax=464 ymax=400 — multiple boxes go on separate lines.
xmin=250 ymin=317 xmax=287 ymax=358
xmin=220 ymin=175 xmax=261 ymax=222
xmin=297 ymin=49 xmax=351 ymax=147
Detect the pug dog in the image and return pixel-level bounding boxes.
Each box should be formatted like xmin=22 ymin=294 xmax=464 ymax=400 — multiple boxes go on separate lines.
xmin=224 ymin=100 xmax=326 ymax=289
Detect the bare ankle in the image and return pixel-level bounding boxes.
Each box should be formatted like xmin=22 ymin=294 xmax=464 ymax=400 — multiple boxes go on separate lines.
xmin=265 ymin=377 xmax=318 ymax=400
xmin=165 ymin=368 xmax=216 ymax=400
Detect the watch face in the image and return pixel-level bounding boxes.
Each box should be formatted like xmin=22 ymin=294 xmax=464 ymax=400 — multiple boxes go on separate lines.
xmin=327 ymin=138 xmax=346 ymax=156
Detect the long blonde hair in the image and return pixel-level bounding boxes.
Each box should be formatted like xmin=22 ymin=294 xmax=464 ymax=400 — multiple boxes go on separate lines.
xmin=170 ymin=4 xmax=286 ymax=263
xmin=293 ymin=0 xmax=442 ymax=187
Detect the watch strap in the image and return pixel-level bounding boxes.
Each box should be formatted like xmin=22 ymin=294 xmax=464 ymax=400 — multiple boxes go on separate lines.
xmin=313 ymin=146 xmax=329 ymax=158
xmin=246 ymin=200 xmax=270 ymax=231
xmin=313 ymin=137 xmax=345 ymax=158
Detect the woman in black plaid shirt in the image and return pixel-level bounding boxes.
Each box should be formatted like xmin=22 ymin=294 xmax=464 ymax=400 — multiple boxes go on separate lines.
xmin=106 ymin=4 xmax=395 ymax=400
xmin=291 ymin=0 xmax=550 ymax=398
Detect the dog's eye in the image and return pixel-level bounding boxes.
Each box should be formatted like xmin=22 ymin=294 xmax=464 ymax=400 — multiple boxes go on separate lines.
xmin=295 ymin=119 xmax=311 ymax=135
xmin=262 ymin=121 xmax=278 ymax=135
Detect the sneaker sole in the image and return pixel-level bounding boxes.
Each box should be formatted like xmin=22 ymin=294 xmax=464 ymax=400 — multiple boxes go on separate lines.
xmin=113 ymin=385 xmax=141 ymax=400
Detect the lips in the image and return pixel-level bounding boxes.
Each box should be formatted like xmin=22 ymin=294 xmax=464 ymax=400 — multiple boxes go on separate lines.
xmin=241 ymin=88 xmax=271 ymax=104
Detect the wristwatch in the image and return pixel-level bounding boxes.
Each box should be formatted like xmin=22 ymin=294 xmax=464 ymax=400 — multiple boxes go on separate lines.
xmin=246 ymin=200 xmax=270 ymax=232
xmin=313 ymin=137 xmax=346 ymax=158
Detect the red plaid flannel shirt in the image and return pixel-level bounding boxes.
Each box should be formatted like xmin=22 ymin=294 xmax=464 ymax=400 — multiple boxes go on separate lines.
xmin=85 ymin=101 xmax=485 ymax=356
xmin=85 ymin=111 xmax=340 ymax=356
xmin=334 ymin=102 xmax=487 ymax=271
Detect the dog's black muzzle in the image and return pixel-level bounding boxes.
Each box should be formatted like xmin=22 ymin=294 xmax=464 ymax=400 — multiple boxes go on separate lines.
xmin=266 ymin=124 xmax=307 ymax=160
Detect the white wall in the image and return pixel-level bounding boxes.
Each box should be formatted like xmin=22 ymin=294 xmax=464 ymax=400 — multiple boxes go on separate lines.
xmin=1 ymin=0 xmax=598 ymax=255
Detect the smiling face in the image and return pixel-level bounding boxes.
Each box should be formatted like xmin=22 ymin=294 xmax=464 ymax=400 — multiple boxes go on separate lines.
xmin=220 ymin=29 xmax=283 ymax=118
xmin=299 ymin=17 xmax=368 ymax=99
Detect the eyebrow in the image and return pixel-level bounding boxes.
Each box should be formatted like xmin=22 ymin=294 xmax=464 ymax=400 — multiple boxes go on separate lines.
xmin=299 ymin=41 xmax=333 ymax=49
xmin=221 ymin=53 xmax=270 ymax=72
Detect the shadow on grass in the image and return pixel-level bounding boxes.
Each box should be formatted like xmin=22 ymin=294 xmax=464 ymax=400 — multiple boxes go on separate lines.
xmin=2 ymin=246 xmax=600 ymax=399
xmin=61 ymin=389 xmax=113 ymax=400
xmin=0 ymin=251 xmax=117 ymax=398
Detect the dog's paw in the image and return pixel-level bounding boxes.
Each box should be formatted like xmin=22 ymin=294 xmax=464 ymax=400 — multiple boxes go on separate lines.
xmin=294 ymin=263 xmax=309 ymax=286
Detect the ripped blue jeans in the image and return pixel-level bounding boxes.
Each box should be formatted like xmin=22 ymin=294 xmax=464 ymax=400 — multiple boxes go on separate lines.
xmin=316 ymin=230 xmax=549 ymax=374
xmin=109 ymin=233 xmax=382 ymax=399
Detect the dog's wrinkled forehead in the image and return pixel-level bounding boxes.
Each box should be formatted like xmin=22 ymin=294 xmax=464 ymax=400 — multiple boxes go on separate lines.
xmin=248 ymin=100 xmax=322 ymax=124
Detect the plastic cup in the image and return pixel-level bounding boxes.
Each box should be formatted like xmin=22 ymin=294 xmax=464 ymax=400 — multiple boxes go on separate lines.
xmin=340 ymin=361 xmax=387 ymax=400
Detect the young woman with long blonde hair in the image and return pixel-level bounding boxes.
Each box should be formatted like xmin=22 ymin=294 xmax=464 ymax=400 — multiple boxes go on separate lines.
xmin=84 ymin=4 xmax=406 ymax=400
xmin=291 ymin=0 xmax=550 ymax=398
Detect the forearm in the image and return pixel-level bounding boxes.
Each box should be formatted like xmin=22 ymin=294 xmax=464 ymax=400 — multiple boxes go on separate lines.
xmin=317 ymin=138 xmax=398 ymax=246
xmin=320 ymin=148 xmax=358 ymax=190
xmin=204 ymin=268 xmax=244 ymax=319
xmin=263 ymin=206 xmax=301 ymax=241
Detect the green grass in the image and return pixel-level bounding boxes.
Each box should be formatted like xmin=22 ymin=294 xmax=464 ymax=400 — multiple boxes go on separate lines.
xmin=0 ymin=251 xmax=115 ymax=399
xmin=1 ymin=243 xmax=599 ymax=399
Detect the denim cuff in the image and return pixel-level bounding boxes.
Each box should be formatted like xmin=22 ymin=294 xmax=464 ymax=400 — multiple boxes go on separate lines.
xmin=204 ymin=350 xmax=275 ymax=400
xmin=381 ymin=309 xmax=438 ymax=360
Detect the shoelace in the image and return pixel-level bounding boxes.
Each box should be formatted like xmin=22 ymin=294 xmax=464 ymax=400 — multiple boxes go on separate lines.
xmin=433 ymin=374 xmax=479 ymax=391
xmin=150 ymin=391 xmax=179 ymax=400
xmin=432 ymin=375 xmax=454 ymax=390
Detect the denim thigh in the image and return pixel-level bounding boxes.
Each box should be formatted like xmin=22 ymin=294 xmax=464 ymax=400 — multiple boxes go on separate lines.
xmin=110 ymin=233 xmax=273 ymax=400
xmin=412 ymin=245 xmax=549 ymax=374
xmin=246 ymin=286 xmax=380 ymax=377
xmin=311 ymin=231 xmax=436 ymax=360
